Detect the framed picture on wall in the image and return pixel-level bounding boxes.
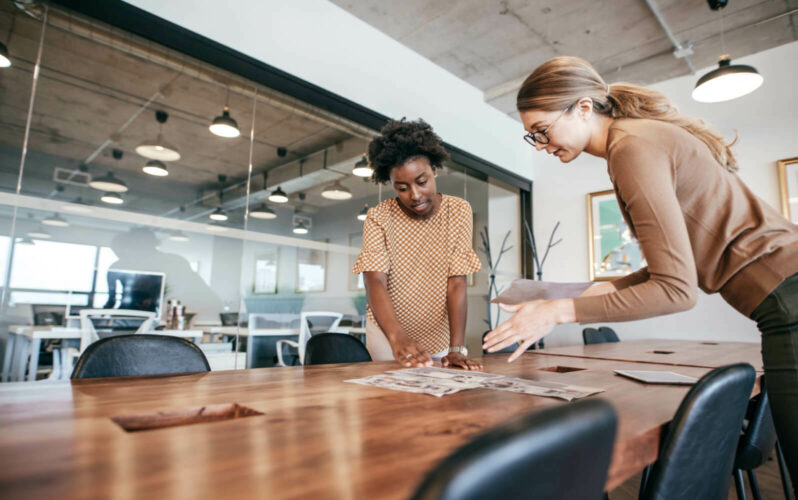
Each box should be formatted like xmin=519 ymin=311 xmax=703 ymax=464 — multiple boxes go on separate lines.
xmin=296 ymin=240 xmax=328 ymax=293
xmin=778 ymin=157 xmax=798 ymax=223
xmin=252 ymin=247 xmax=279 ymax=294
xmin=348 ymin=233 xmax=365 ymax=291
xmin=587 ymin=190 xmax=646 ymax=281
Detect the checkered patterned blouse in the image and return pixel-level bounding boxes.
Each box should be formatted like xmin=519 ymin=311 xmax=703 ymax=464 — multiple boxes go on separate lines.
xmin=352 ymin=194 xmax=482 ymax=353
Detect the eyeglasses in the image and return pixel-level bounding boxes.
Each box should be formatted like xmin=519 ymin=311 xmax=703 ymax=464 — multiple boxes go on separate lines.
xmin=523 ymin=104 xmax=573 ymax=147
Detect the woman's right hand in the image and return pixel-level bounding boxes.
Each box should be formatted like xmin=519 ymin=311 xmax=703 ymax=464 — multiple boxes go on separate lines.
xmin=391 ymin=335 xmax=433 ymax=368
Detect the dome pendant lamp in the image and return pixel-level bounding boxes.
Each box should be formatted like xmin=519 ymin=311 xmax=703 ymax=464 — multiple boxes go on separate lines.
xmin=209 ymin=88 xmax=240 ymax=138
xmin=136 ymin=110 xmax=181 ymax=161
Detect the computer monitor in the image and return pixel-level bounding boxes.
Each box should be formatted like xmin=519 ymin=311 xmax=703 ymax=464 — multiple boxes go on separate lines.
xmin=68 ymin=269 xmax=165 ymax=317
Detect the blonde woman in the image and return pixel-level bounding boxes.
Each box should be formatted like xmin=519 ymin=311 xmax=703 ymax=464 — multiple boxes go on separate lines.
xmin=482 ymin=56 xmax=798 ymax=485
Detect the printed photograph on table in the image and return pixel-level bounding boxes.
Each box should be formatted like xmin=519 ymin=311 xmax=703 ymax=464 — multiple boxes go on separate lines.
xmin=587 ymin=190 xmax=646 ymax=281
xmin=778 ymin=157 xmax=798 ymax=223
xmin=296 ymin=240 xmax=327 ymax=292
xmin=252 ymin=247 xmax=278 ymax=294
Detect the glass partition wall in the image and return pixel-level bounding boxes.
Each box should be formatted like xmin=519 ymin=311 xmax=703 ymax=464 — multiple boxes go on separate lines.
xmin=0 ymin=1 xmax=527 ymax=380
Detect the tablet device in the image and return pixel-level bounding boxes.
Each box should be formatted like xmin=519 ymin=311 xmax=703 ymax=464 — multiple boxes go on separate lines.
xmin=614 ymin=370 xmax=697 ymax=385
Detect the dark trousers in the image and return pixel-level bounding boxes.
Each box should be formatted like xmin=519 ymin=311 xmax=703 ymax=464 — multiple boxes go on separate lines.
xmin=751 ymin=272 xmax=798 ymax=491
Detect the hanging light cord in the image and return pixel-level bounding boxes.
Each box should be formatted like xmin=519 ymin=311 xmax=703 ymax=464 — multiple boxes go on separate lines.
xmin=719 ymin=7 xmax=727 ymax=56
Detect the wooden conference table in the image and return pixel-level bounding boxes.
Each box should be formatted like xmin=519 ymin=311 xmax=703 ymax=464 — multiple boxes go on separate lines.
xmin=0 ymin=342 xmax=761 ymax=500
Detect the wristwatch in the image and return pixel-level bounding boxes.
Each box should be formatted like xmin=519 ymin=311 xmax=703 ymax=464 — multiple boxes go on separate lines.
xmin=449 ymin=345 xmax=468 ymax=356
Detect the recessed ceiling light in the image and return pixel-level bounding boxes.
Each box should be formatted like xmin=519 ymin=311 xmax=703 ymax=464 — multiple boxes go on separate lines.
xmin=100 ymin=192 xmax=124 ymax=205
xmin=209 ymin=105 xmax=241 ymax=138
xmin=268 ymin=186 xmax=289 ymax=203
xmin=250 ymin=204 xmax=277 ymax=219
xmin=322 ymin=180 xmax=352 ymax=200
xmin=142 ymin=159 xmax=169 ymax=176
xmin=89 ymin=171 xmax=128 ymax=192
xmin=42 ymin=213 xmax=69 ymax=227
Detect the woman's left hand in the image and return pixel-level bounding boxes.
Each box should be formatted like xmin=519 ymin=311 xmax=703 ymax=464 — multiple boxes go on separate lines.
xmin=441 ymin=352 xmax=483 ymax=371
xmin=483 ymin=299 xmax=575 ymax=362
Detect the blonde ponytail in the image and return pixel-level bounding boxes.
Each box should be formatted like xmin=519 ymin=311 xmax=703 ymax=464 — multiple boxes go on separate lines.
xmin=517 ymin=57 xmax=738 ymax=172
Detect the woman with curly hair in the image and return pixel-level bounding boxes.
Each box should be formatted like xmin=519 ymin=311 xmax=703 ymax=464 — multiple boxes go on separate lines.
xmin=352 ymin=119 xmax=483 ymax=370
xmin=482 ymin=56 xmax=798 ymax=484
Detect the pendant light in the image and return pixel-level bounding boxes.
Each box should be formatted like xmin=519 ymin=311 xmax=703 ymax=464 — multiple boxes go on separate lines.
xmin=352 ymin=154 xmax=372 ymax=177
xmin=209 ymin=88 xmax=240 ymax=138
xmin=292 ymin=220 xmax=309 ymax=235
xmin=268 ymin=186 xmax=289 ymax=203
xmin=0 ymin=42 xmax=10 ymax=68
xmin=136 ymin=110 xmax=181 ymax=161
xmin=16 ymin=237 xmax=34 ymax=246
xmin=210 ymin=207 xmax=228 ymax=221
xmin=357 ymin=204 xmax=368 ymax=221
xmin=90 ymin=171 xmax=127 ymax=192
xmin=169 ymin=231 xmax=190 ymax=242
xmin=322 ymin=180 xmax=352 ymax=200
xmin=27 ymin=227 xmax=51 ymax=239
xmin=100 ymin=192 xmax=124 ymax=205
xmin=250 ymin=204 xmax=277 ymax=219
xmin=142 ymin=159 xmax=169 ymax=176
xmin=693 ymin=1 xmax=763 ymax=103
xmin=42 ymin=213 xmax=69 ymax=227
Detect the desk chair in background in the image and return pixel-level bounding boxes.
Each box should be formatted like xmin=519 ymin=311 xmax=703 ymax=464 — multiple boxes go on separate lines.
xmin=71 ymin=334 xmax=209 ymax=379
xmin=411 ymin=398 xmax=617 ymax=500
xmin=583 ymin=326 xmax=620 ymax=345
xmin=276 ymin=311 xmax=345 ymax=367
xmin=303 ymin=333 xmax=371 ymax=365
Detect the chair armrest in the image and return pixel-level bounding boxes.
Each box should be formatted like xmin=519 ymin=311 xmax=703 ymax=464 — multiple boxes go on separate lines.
xmin=275 ymin=340 xmax=299 ymax=367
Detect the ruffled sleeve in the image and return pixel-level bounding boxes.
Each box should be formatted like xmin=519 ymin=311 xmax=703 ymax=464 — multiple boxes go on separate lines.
xmin=352 ymin=208 xmax=390 ymax=274
xmin=448 ymin=200 xmax=482 ymax=277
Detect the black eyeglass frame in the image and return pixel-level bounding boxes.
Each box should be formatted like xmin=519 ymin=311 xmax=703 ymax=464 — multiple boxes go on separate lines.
xmin=523 ymin=103 xmax=575 ymax=147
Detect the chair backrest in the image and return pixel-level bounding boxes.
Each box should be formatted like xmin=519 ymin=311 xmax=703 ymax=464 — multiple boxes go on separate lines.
xmin=78 ymin=309 xmax=157 ymax=353
xmin=71 ymin=334 xmax=210 ymax=379
xmin=298 ymin=311 xmax=343 ymax=362
xmin=582 ymin=326 xmax=620 ymax=345
xmin=734 ymin=379 xmax=778 ymax=471
xmin=304 ymin=333 xmax=372 ymax=365
xmin=219 ymin=312 xmax=240 ymax=326
xmin=640 ymin=363 xmax=756 ymax=500
xmin=410 ymin=398 xmax=617 ymax=500
xmin=248 ymin=312 xmax=301 ymax=329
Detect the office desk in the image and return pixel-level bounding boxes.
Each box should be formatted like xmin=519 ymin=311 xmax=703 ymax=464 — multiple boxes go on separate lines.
xmin=0 ymin=353 xmax=760 ymax=499
xmin=530 ymin=339 xmax=763 ymax=370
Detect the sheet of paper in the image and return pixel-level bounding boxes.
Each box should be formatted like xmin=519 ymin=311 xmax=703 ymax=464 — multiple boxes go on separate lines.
xmin=490 ymin=279 xmax=594 ymax=305
xmin=347 ymin=367 xmax=604 ymax=401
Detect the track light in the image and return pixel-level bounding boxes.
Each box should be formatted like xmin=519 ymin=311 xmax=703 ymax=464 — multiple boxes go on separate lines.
xmin=89 ymin=171 xmax=128 ymax=192
xmin=136 ymin=110 xmax=181 ymax=161
xmin=268 ymin=186 xmax=289 ymax=203
xmin=0 ymin=42 xmax=10 ymax=68
xmin=100 ymin=192 xmax=124 ymax=205
xmin=42 ymin=213 xmax=69 ymax=227
xmin=322 ymin=180 xmax=352 ymax=200
xmin=352 ymin=154 xmax=372 ymax=177
xmin=250 ymin=204 xmax=277 ymax=219
xmin=357 ymin=204 xmax=368 ymax=221
xmin=142 ymin=159 xmax=169 ymax=176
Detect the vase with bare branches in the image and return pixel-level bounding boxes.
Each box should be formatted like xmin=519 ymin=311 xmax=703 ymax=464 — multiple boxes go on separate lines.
xmin=478 ymin=226 xmax=512 ymax=331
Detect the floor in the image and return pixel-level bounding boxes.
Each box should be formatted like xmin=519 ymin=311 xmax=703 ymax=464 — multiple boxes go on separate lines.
xmin=610 ymin=451 xmax=794 ymax=499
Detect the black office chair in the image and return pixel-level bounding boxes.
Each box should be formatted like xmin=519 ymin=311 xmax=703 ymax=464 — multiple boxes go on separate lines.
xmin=72 ymin=334 xmax=210 ymax=379
xmin=638 ymin=363 xmax=756 ymax=500
xmin=582 ymin=326 xmax=620 ymax=345
xmin=304 ymin=333 xmax=372 ymax=365
xmin=410 ymin=398 xmax=617 ymax=500
xmin=732 ymin=379 xmax=794 ymax=500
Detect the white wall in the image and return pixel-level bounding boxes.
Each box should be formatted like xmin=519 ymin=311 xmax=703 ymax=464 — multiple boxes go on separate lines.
xmin=123 ymin=0 xmax=534 ymax=180
xmin=533 ymin=41 xmax=798 ymax=346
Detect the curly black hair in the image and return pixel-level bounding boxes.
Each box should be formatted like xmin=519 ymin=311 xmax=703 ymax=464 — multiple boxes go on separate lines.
xmin=367 ymin=118 xmax=450 ymax=184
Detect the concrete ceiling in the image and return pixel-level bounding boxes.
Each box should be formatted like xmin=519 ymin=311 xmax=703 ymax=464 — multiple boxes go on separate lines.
xmin=330 ymin=0 xmax=798 ymax=118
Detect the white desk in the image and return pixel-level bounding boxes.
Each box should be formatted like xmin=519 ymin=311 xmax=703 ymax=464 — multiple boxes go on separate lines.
xmin=4 ymin=326 xmax=203 ymax=382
